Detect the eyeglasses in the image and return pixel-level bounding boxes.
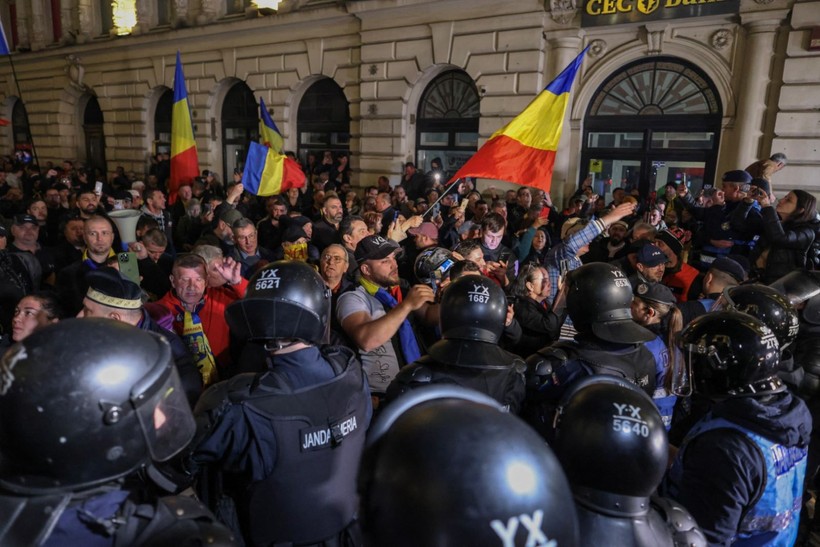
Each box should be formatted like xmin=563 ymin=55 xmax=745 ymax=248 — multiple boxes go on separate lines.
xmin=322 ymin=255 xmax=347 ymax=264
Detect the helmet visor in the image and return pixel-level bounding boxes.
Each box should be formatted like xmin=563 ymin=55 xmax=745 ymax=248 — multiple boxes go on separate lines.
xmin=135 ymin=368 xmax=196 ymax=461
xmin=671 ymin=346 xmax=693 ymax=397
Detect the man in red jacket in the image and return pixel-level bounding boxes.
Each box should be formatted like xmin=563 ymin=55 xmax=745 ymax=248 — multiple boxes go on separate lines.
xmin=147 ymin=253 xmax=247 ymax=382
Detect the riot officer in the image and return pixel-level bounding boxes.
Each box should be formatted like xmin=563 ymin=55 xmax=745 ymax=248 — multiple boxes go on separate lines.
xmin=662 ymin=311 xmax=812 ymax=545
xmin=190 ymin=261 xmax=372 ymax=546
xmin=523 ymin=261 xmax=656 ymax=438
xmin=716 ymin=283 xmax=800 ymax=388
xmin=553 ymin=376 xmax=706 ymax=546
xmin=385 ymin=274 xmax=526 ymax=412
xmin=359 ymin=385 xmax=580 ymax=546
xmin=0 ymin=318 xmax=234 ymax=546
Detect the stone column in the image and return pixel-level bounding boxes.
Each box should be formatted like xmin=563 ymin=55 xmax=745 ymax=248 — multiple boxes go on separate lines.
xmin=60 ymin=0 xmax=78 ymax=44
xmin=732 ymin=11 xmax=788 ymax=170
xmin=15 ymin=0 xmax=31 ymax=50
xmin=547 ymin=33 xmax=583 ymax=206
xmin=76 ymin=0 xmax=93 ymax=43
xmin=29 ymin=0 xmax=47 ymax=50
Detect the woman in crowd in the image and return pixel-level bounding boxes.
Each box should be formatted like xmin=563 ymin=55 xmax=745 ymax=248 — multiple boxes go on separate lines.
xmin=2 ymin=292 xmax=62 ymax=352
xmin=509 ymin=263 xmax=562 ymax=357
xmin=753 ymin=189 xmax=818 ymax=283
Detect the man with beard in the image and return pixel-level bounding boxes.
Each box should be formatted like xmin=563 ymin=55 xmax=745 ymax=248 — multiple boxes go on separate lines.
xmin=584 ymin=220 xmax=629 ymax=263
xmin=312 ymin=193 xmax=343 ymax=251
xmin=629 ymin=243 xmax=669 ymax=286
xmin=337 ymin=235 xmax=436 ymax=406
xmin=53 ymin=215 xmax=86 ymax=271
xmin=74 ymin=189 xmax=102 ymax=219
xmin=256 ymin=196 xmax=288 ymax=250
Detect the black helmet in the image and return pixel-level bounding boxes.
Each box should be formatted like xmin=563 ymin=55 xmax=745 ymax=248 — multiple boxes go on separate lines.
xmin=770 ymin=270 xmax=820 ymax=325
xmin=678 ymin=311 xmax=783 ymax=398
xmin=0 ymin=318 xmax=195 ymax=495
xmin=553 ymin=376 xmax=667 ymax=515
xmin=566 ymin=262 xmax=654 ymax=343
xmin=439 ymin=274 xmax=506 ymax=343
xmin=717 ymin=284 xmax=799 ymax=349
xmin=225 ymin=261 xmax=330 ymax=345
xmin=359 ymin=386 xmax=579 ymax=546
xmin=414 ymin=247 xmax=455 ymax=285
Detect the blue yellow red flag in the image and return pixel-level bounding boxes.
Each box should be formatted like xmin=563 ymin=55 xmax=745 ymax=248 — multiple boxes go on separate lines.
xmin=0 ymin=16 xmax=10 ymax=55
xmin=449 ymin=46 xmax=589 ymax=192
xmin=242 ymin=141 xmax=305 ymax=196
xmin=259 ymin=97 xmax=284 ymax=153
xmin=169 ymin=51 xmax=199 ymax=204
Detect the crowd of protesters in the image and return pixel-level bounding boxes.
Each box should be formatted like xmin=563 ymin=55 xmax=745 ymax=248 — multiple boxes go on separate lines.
xmin=2 ymin=148 xmax=820 ymax=545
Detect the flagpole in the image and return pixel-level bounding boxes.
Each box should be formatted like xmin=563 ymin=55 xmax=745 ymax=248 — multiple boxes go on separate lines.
xmin=5 ymin=53 xmax=41 ymax=167
xmin=423 ymin=178 xmax=462 ymax=218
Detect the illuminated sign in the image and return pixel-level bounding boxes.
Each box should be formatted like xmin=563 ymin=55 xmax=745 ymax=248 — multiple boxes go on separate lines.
xmin=582 ymin=0 xmax=738 ymax=26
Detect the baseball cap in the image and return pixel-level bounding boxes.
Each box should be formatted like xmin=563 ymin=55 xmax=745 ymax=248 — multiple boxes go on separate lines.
xmin=217 ymin=205 xmax=244 ymax=227
xmin=13 ymin=214 xmax=38 ymax=226
xmin=636 ymin=244 xmax=669 ymax=267
xmin=0 ymin=225 xmax=7 ymax=237
xmin=355 ymin=235 xmax=400 ymax=264
xmin=749 ymin=178 xmax=771 ymax=195
xmin=634 ymin=282 xmax=676 ymax=306
xmin=407 ymin=222 xmax=439 ymax=240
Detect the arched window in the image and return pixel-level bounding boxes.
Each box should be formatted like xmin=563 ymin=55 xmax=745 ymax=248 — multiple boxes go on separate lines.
xmin=416 ymin=70 xmax=480 ymax=180
xmin=221 ymin=81 xmax=258 ymax=181
xmin=297 ymin=78 xmax=350 ymax=166
xmin=582 ymin=58 xmax=722 ymax=198
xmin=11 ymin=100 xmax=32 ymax=155
xmin=154 ymin=89 xmax=173 ymax=155
xmin=83 ymin=96 xmax=107 ymax=174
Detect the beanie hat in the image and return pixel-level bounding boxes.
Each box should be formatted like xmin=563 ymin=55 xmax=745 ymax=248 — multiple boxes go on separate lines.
xmin=655 ymin=228 xmax=689 ymax=257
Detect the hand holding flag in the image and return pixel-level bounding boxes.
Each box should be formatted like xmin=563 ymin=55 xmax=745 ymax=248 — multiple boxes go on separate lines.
xmin=449 ymin=46 xmax=589 ymax=192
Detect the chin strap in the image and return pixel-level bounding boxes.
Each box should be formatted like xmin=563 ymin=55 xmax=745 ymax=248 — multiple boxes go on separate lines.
xmin=263 ymin=339 xmax=301 ymax=352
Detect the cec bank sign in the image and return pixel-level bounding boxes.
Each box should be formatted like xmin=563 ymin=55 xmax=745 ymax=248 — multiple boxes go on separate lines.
xmin=582 ymin=0 xmax=738 ymax=26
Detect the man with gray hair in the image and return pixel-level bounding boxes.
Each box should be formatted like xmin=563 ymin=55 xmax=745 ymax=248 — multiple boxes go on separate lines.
xmin=228 ymin=218 xmax=275 ymax=279
xmin=746 ymin=153 xmax=787 ymax=183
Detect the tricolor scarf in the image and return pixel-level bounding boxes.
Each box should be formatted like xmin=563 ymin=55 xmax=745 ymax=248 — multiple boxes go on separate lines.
xmin=175 ymin=302 xmax=218 ymax=386
xmin=360 ymin=277 xmax=421 ymax=364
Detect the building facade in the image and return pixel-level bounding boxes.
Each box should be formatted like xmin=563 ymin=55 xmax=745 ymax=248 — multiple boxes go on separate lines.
xmin=0 ymin=0 xmax=817 ymax=203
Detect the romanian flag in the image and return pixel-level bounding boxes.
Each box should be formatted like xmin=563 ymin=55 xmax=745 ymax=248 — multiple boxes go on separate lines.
xmin=259 ymin=97 xmax=284 ymax=153
xmin=169 ymin=51 xmax=199 ymax=204
xmin=242 ymin=141 xmax=305 ymax=197
xmin=0 ymin=15 xmax=10 ymax=55
xmin=450 ymin=46 xmax=589 ymax=192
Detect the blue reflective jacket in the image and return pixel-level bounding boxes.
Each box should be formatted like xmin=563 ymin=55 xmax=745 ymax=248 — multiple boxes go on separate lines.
xmin=646 ymin=335 xmax=676 ymax=430
xmin=672 ymin=415 xmax=807 ymax=546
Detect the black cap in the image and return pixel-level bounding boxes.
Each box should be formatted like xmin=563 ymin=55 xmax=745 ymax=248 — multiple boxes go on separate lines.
xmin=85 ymin=267 xmax=143 ymax=309
xmin=710 ymin=257 xmax=747 ymax=283
xmin=0 ymin=225 xmax=6 ymax=237
xmin=283 ymin=224 xmax=308 ymax=243
xmin=636 ymin=244 xmax=669 ymax=267
xmin=634 ymin=282 xmax=676 ymax=306
xmin=13 ymin=214 xmax=38 ymax=226
xmin=722 ymin=170 xmax=752 ymax=184
xmin=355 ymin=235 xmax=400 ymax=264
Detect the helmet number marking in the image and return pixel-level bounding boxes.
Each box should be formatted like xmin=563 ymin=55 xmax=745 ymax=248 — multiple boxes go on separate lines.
xmin=612 ymin=403 xmax=649 ymax=438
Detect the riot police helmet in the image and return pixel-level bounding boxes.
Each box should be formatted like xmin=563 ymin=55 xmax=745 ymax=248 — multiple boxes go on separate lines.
xmin=439 ymin=274 xmax=506 ymax=343
xmin=414 ymin=247 xmax=455 ymax=286
xmin=225 ymin=260 xmax=330 ymax=345
xmin=553 ymin=375 xmax=667 ymax=515
xmin=678 ymin=311 xmax=783 ymax=398
xmin=0 ymin=318 xmax=196 ymax=495
xmin=566 ymin=262 xmax=654 ymax=344
xmin=770 ymin=269 xmax=820 ymax=325
xmin=359 ymin=385 xmax=579 ymax=546
xmin=716 ymin=284 xmax=799 ymax=350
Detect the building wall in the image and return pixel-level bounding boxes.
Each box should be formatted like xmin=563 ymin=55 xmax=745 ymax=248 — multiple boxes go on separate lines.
xmin=0 ymin=0 xmax=817 ymax=204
